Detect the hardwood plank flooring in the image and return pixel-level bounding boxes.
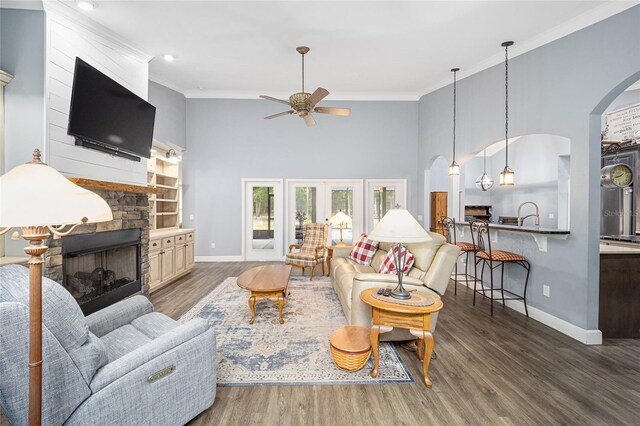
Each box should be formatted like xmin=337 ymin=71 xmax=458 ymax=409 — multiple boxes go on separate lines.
xmin=151 ymin=263 xmax=640 ymax=426
xmin=2 ymin=262 xmax=638 ymax=425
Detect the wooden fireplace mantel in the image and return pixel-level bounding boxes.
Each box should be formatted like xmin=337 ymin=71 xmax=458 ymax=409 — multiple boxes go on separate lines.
xmin=68 ymin=177 xmax=165 ymax=194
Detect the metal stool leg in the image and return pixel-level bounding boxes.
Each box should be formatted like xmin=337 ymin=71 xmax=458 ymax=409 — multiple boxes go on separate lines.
xmin=489 ymin=260 xmax=494 ymax=316
xmin=522 ymin=261 xmax=531 ymax=317
xmin=454 ymin=256 xmax=458 ymax=295
xmin=473 ymin=257 xmax=479 ymax=306
xmin=500 ymin=262 xmax=506 ymax=309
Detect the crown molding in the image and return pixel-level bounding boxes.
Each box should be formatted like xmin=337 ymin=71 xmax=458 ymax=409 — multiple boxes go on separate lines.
xmin=42 ymin=0 xmax=152 ymax=63
xmin=184 ymin=89 xmax=420 ymax=101
xmin=0 ymin=70 xmax=14 ymax=87
xmin=149 ymin=73 xmax=187 ymax=96
xmin=0 ymin=0 xmax=43 ymax=10
xmin=419 ymin=1 xmax=640 ymax=98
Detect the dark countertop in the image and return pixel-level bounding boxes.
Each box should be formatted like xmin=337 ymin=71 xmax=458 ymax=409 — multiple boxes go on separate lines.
xmin=456 ymin=221 xmax=570 ymax=235
xmin=601 ymin=235 xmax=640 ymax=244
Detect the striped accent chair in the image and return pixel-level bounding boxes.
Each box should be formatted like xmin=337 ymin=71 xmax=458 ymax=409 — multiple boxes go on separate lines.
xmin=440 ymin=217 xmax=478 ymax=295
xmin=470 ymin=220 xmax=531 ymax=317
xmin=286 ymin=223 xmax=328 ymax=280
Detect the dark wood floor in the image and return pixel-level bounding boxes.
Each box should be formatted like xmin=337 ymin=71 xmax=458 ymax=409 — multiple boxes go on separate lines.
xmin=151 ymin=262 xmax=640 ymax=426
xmin=2 ymin=263 xmax=638 ymax=426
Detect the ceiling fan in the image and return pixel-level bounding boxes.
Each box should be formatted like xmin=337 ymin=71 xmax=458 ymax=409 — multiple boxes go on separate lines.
xmin=260 ymin=46 xmax=351 ymax=127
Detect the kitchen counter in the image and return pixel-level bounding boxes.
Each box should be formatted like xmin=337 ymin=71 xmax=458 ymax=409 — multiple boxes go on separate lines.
xmin=600 ymin=235 xmax=640 ymax=244
xmin=454 ymin=221 xmax=569 ymax=252
xmin=456 ymin=221 xmax=570 ymax=235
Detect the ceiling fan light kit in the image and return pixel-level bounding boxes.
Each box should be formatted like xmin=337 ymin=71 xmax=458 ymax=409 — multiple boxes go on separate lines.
xmin=260 ymin=46 xmax=351 ymax=126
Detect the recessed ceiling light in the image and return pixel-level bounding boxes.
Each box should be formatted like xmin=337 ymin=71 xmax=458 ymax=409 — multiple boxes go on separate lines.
xmin=150 ymin=148 xmax=157 ymax=154
xmin=163 ymin=54 xmax=175 ymax=62
xmin=77 ymin=1 xmax=95 ymax=11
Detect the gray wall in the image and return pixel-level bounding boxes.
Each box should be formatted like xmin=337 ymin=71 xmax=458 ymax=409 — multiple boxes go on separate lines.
xmin=0 ymin=8 xmax=46 ymax=256
xmin=418 ymin=5 xmax=640 ymax=331
xmin=184 ymin=99 xmax=418 ymax=257
xmin=462 ymin=135 xmax=570 ymax=229
xmin=148 ymin=80 xmax=186 ymax=149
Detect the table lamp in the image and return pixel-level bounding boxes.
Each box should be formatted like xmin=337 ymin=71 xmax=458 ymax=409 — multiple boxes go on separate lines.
xmin=367 ymin=208 xmax=430 ymax=299
xmin=329 ymin=211 xmax=352 ymax=247
xmin=0 ymin=150 xmax=113 ymax=425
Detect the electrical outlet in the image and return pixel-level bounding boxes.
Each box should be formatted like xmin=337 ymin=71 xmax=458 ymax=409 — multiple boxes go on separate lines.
xmin=543 ymin=285 xmax=550 ymax=297
xmin=189 ymin=214 xmax=194 ymax=220
xmin=211 ymin=243 xmax=215 ymax=249
xmin=417 ymin=215 xmax=423 ymax=221
xmin=548 ymin=213 xmax=554 ymax=219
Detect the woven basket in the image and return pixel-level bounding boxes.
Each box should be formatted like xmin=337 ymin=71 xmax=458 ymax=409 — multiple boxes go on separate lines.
xmin=330 ymin=345 xmax=371 ymax=372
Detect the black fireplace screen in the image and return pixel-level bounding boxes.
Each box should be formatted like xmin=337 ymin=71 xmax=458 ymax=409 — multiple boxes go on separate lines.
xmin=62 ymin=228 xmax=141 ymax=315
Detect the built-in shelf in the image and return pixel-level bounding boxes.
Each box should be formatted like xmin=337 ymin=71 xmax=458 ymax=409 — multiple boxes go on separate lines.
xmin=147 ymin=141 xmax=182 ymax=231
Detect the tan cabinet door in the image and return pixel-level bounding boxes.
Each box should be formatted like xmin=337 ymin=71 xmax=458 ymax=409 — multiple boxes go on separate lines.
xmin=186 ymin=242 xmax=195 ymax=269
xmin=161 ymin=246 xmax=175 ymax=281
xmin=175 ymin=244 xmax=186 ymax=275
xmin=149 ymin=251 xmax=162 ymax=290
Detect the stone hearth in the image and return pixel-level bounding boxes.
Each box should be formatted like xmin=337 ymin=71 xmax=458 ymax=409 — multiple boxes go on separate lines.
xmin=44 ymin=184 xmax=152 ymax=299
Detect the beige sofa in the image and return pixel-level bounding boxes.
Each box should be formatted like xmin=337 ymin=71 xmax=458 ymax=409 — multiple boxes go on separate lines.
xmin=330 ymin=232 xmax=461 ymax=341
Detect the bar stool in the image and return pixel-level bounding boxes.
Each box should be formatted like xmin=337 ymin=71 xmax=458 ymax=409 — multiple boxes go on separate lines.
xmin=440 ymin=217 xmax=478 ymax=295
xmin=469 ymin=220 xmax=531 ymax=316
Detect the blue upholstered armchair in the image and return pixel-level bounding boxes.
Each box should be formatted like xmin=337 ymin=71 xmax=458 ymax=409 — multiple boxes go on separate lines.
xmin=0 ymin=264 xmax=216 ymax=425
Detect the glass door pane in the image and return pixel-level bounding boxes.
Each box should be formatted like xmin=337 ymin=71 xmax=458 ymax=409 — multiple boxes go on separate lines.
xmin=286 ymin=180 xmax=325 ymax=250
xmin=244 ymin=180 xmax=283 ymax=261
xmin=330 ymin=186 xmax=354 ymax=245
xmin=295 ymin=186 xmax=317 ymax=243
xmin=365 ymin=179 xmax=407 ymax=233
xmin=252 ymin=186 xmax=275 ymax=250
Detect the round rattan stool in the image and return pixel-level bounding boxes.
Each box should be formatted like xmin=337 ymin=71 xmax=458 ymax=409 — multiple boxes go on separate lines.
xmin=329 ymin=325 xmax=371 ymax=372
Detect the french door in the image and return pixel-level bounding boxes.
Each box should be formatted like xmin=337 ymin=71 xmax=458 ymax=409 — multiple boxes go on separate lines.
xmin=285 ymin=180 xmax=363 ymax=249
xmin=243 ymin=179 xmax=283 ymax=261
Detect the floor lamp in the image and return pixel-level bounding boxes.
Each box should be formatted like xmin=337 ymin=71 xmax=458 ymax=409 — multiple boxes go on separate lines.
xmin=329 ymin=211 xmax=352 ymax=247
xmin=367 ymin=208 xmax=430 ymax=299
xmin=0 ymin=150 xmax=112 ymax=425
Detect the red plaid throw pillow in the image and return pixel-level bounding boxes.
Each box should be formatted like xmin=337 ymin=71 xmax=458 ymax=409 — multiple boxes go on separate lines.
xmin=378 ymin=245 xmax=415 ymax=275
xmin=348 ymin=233 xmax=379 ymax=266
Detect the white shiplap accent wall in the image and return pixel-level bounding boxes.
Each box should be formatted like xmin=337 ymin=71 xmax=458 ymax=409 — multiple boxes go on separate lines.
xmin=45 ymin=9 xmax=150 ymax=185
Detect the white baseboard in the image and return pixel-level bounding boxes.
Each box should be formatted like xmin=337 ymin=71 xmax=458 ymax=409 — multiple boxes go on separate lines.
xmin=451 ymin=274 xmax=603 ymax=345
xmin=195 ymin=256 xmax=243 ymax=262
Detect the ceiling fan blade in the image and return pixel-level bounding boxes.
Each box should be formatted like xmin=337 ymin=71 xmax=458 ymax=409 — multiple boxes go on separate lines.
xmin=260 ymin=95 xmax=291 ymax=106
xmin=303 ymin=113 xmax=316 ymax=127
xmin=307 ymin=87 xmax=329 ymax=108
xmin=314 ymin=106 xmax=351 ymax=116
xmin=264 ymin=110 xmax=294 ymax=119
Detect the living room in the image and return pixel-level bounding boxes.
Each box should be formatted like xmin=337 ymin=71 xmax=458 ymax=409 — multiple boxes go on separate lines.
xmin=1 ymin=1 xmax=639 ymax=425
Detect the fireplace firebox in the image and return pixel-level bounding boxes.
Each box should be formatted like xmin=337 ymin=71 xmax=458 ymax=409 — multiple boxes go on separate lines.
xmin=62 ymin=228 xmax=142 ymax=315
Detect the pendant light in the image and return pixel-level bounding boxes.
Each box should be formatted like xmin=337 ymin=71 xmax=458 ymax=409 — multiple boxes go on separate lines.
xmin=475 ymin=149 xmax=494 ymax=191
xmin=499 ymin=41 xmax=515 ymax=186
xmin=448 ymin=67 xmax=460 ymax=176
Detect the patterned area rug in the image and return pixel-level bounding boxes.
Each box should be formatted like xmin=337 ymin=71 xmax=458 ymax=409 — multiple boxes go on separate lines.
xmin=181 ymin=276 xmax=414 ymax=386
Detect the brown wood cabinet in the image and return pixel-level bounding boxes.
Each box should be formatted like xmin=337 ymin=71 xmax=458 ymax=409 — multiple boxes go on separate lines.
xmin=430 ymin=192 xmax=448 ymax=236
xmin=599 ymin=252 xmax=640 ymax=338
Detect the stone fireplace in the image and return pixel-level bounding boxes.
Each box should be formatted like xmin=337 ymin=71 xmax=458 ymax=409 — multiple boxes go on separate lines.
xmin=44 ymin=180 xmax=152 ymax=314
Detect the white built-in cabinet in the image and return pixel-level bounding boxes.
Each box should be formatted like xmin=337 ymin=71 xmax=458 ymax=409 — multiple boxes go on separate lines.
xmin=149 ymin=229 xmax=195 ymax=293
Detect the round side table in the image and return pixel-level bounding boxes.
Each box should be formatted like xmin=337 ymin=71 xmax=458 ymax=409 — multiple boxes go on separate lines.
xmin=360 ymin=288 xmax=443 ymax=387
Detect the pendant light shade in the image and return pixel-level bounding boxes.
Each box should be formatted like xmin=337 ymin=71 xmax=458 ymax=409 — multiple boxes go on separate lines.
xmin=499 ymin=41 xmax=515 ymax=186
xmin=449 ymin=67 xmax=460 ymax=176
xmin=475 ymin=149 xmax=494 ymax=191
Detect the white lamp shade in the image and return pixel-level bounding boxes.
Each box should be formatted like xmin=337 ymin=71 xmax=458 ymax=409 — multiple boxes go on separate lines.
xmin=367 ymin=208 xmax=431 ymax=243
xmin=329 ymin=211 xmax=352 ymax=226
xmin=0 ymin=160 xmax=113 ymax=227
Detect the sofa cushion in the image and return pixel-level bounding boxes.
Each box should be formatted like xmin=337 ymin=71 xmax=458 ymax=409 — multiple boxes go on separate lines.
xmin=131 ymin=312 xmax=179 ymax=339
xmin=348 ymin=233 xmax=378 ymax=266
xmin=406 ymin=233 xmax=446 ymax=274
xmin=100 ymin=324 xmax=152 ymax=362
xmin=378 ymin=245 xmax=415 ymax=275
xmin=370 ymin=250 xmax=387 ymax=272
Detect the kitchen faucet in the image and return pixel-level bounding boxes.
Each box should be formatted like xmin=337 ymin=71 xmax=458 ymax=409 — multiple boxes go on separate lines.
xmin=517 ymin=202 xmax=540 ymax=227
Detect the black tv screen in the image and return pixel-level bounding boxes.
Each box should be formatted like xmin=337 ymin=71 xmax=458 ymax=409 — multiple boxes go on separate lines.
xmin=68 ymin=57 xmax=155 ymax=159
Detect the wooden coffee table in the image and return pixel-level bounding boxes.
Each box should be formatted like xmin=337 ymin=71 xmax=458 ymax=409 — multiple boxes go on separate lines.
xmin=360 ymin=288 xmax=444 ymax=387
xmin=237 ymin=264 xmax=292 ymax=324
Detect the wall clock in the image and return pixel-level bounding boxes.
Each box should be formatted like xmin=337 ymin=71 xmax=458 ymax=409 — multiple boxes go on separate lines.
xmin=601 ymin=163 xmax=634 ymax=188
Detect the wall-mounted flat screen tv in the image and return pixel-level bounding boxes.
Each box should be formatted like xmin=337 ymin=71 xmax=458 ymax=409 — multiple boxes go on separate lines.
xmin=67 ymin=57 xmax=156 ymax=161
